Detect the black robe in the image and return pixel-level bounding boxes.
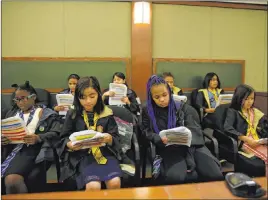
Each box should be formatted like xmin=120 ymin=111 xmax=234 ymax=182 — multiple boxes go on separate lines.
xmin=2 ymin=107 xmax=61 ymax=166
xmin=141 ymin=102 xmax=222 ymax=184
xmin=103 ymin=88 xmax=139 ymax=115
xmin=224 ymin=108 xmax=268 ymax=176
xmin=196 ymin=88 xmax=224 ymax=128
xmin=196 ymin=88 xmax=224 ymax=111
xmin=224 ymin=108 xmax=268 ymax=140
xmin=58 ymin=107 xmax=130 ymax=185
xmin=1 ymin=107 xmax=61 ymax=193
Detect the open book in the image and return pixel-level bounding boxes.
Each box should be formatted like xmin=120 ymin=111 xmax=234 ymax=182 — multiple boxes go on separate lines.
xmin=1 ymin=116 xmax=28 ymax=144
xmin=215 ymin=94 xmax=233 ymax=108
xmin=108 ymin=83 xmax=127 ymax=106
xmin=242 ymin=143 xmax=267 ymax=163
xmin=159 ymin=127 xmax=192 ymax=147
xmin=172 ymin=95 xmax=187 ymax=103
xmin=56 ymin=94 xmax=74 ymax=116
xmin=69 ymin=130 xmax=105 ymax=149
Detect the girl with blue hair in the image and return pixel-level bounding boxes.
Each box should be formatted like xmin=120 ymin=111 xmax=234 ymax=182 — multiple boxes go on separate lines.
xmin=141 ymin=75 xmax=223 ymax=184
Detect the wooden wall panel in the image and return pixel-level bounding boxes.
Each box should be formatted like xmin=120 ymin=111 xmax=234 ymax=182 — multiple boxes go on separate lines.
xmin=131 ymin=2 xmax=152 ymax=101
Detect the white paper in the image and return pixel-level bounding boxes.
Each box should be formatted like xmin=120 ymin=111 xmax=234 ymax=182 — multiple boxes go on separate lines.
xmin=1 ymin=116 xmax=29 ymax=144
xmin=56 ymin=94 xmax=74 ymax=116
xmin=136 ymin=97 xmax=141 ymax=105
xmin=215 ymin=94 xmax=233 ymax=108
xmin=258 ymin=138 xmax=268 ymax=145
xmin=136 ymin=97 xmax=141 ymax=115
xmin=172 ymin=95 xmax=187 ymax=103
xmin=159 ymin=127 xmax=192 ymax=147
xmin=69 ymin=130 xmax=106 ymax=149
xmin=108 ymin=83 xmax=127 ymax=106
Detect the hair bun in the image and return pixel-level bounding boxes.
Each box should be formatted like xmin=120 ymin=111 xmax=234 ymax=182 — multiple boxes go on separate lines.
xmin=25 ymin=81 xmax=30 ymax=88
xmin=11 ymin=84 xmax=18 ymax=88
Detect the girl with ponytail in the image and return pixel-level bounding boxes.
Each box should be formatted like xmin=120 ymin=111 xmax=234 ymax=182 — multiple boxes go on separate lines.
xmin=1 ymin=81 xmax=61 ymax=194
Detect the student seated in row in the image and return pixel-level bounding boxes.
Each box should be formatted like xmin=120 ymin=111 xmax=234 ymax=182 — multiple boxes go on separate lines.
xmin=102 ymin=72 xmax=139 ymax=115
xmin=162 ymin=72 xmax=183 ymax=95
xmin=58 ymin=76 xmax=123 ymax=191
xmin=141 ymin=75 xmax=223 ymax=185
xmin=1 ymin=81 xmax=61 ymax=194
xmin=196 ymin=72 xmax=224 ymax=128
xmin=54 ymin=74 xmax=80 ymax=112
xmin=224 ymin=84 xmax=268 ymax=177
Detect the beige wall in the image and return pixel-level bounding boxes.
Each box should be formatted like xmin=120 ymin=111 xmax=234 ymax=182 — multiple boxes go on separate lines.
xmin=2 ymin=1 xmax=131 ymax=57
xmin=2 ymin=2 xmax=267 ymax=91
xmin=153 ymin=4 xmax=267 ymax=92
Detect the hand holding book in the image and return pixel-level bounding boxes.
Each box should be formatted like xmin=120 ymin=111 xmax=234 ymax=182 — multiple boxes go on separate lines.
xmin=1 ymin=116 xmax=28 ymax=144
xmin=258 ymin=138 xmax=268 ymax=145
xmin=1 ymin=136 xmax=10 ymax=145
xmin=69 ymin=130 xmax=106 ymax=149
xmin=159 ymin=127 xmax=192 ymax=147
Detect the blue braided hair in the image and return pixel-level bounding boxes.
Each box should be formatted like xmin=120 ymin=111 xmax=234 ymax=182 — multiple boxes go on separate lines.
xmin=146 ymin=75 xmax=177 ymax=134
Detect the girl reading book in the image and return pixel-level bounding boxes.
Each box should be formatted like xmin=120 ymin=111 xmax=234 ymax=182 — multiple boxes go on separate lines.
xmin=1 ymin=81 xmax=61 ymax=194
xmin=196 ymin=72 xmax=224 ymax=129
xmin=58 ymin=76 xmax=123 ymax=191
xmin=141 ymin=75 xmax=223 ymax=185
xmin=54 ymin=74 xmax=80 ymax=112
xmin=102 ymin=72 xmax=139 ymax=115
xmin=224 ymin=84 xmax=268 ymax=177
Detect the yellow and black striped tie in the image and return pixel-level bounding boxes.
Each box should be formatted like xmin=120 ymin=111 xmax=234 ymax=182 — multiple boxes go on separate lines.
xmin=83 ymin=110 xmax=107 ymax=164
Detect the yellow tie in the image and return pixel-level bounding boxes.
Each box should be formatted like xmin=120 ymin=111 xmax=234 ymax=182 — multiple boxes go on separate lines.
xmin=239 ymin=110 xmax=259 ymax=140
xmin=83 ymin=110 xmax=107 ymax=165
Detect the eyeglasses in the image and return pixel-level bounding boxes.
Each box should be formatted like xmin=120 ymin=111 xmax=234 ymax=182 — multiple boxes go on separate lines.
xmin=13 ymin=94 xmax=35 ymax=103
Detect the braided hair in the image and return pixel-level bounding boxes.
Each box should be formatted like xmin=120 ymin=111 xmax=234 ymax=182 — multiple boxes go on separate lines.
xmin=146 ymin=75 xmax=177 ymax=134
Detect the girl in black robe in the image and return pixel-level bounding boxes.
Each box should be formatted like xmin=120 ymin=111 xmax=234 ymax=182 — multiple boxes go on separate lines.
xmin=224 ymin=84 xmax=268 ymax=177
xmin=58 ymin=76 xmax=124 ymax=191
xmin=54 ymin=74 xmax=80 ymax=112
xmin=196 ymin=72 xmax=224 ymax=129
xmin=141 ymin=75 xmax=223 ymax=185
xmin=1 ymin=81 xmax=61 ymax=194
xmin=102 ymin=72 xmax=139 ymax=115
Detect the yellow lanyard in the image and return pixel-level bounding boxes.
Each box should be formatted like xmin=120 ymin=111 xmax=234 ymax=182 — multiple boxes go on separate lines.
xmin=239 ymin=109 xmax=259 ymax=140
xmin=173 ymin=87 xmax=181 ymax=94
xmin=83 ymin=110 xmax=107 ymax=164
